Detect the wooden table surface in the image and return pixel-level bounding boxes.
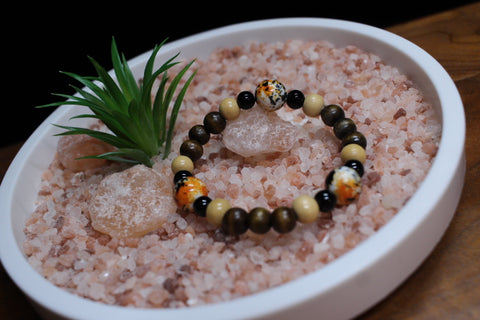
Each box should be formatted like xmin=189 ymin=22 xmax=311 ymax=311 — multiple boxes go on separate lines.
xmin=1 ymin=3 xmax=479 ymax=319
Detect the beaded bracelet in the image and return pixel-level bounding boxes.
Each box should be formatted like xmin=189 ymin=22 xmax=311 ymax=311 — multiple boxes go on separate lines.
xmin=171 ymin=80 xmax=367 ymax=236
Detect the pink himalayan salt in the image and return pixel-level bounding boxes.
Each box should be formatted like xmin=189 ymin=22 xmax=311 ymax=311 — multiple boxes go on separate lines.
xmin=89 ymin=164 xmax=176 ymax=238
xmin=57 ymin=134 xmax=115 ymax=172
xmin=24 ymin=40 xmax=442 ymax=309
xmin=222 ymin=108 xmax=299 ymax=157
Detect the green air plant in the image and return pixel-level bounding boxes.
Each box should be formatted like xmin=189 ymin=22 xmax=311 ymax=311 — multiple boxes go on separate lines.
xmin=38 ymin=38 xmax=196 ymax=168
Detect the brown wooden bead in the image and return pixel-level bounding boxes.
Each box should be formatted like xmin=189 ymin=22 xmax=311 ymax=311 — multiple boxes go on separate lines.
xmin=180 ymin=140 xmax=203 ymax=161
xmin=342 ymin=131 xmax=367 ymax=149
xmin=271 ymin=207 xmax=297 ymax=233
xmin=204 ymin=111 xmax=226 ymax=134
xmin=320 ymin=104 xmax=345 ymax=126
xmin=188 ymin=125 xmax=210 ymax=145
xmin=222 ymin=207 xmax=248 ymax=236
xmin=248 ymin=207 xmax=271 ymax=234
xmin=333 ymin=118 xmax=357 ymax=140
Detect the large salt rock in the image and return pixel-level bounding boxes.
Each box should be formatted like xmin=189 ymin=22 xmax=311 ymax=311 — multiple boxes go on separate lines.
xmin=89 ymin=164 xmax=176 ymax=238
xmin=222 ymin=108 xmax=299 ymax=157
xmin=57 ymin=134 xmax=115 ymax=172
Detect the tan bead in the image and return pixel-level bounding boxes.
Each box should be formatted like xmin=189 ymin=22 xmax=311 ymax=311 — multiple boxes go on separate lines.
xmin=341 ymin=144 xmax=367 ymax=164
xmin=302 ymin=94 xmax=324 ymax=117
xmin=292 ymin=195 xmax=320 ymax=223
xmin=219 ymin=98 xmax=241 ymax=120
xmin=171 ymin=155 xmax=194 ymax=174
xmin=206 ymin=198 xmax=231 ymax=226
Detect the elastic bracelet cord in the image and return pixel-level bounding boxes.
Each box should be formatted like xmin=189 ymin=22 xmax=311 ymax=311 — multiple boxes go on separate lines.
xmin=171 ymin=80 xmax=367 ymax=236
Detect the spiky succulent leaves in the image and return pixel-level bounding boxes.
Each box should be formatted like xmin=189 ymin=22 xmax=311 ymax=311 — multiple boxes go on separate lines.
xmin=38 ymin=38 xmax=196 ymax=167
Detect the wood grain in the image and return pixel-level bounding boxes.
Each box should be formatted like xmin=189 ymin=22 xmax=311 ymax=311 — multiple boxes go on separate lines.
xmin=359 ymin=2 xmax=480 ymax=319
xmin=1 ymin=3 xmax=479 ymax=319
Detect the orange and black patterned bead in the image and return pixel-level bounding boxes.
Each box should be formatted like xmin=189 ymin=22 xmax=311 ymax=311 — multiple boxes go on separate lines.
xmin=174 ymin=176 xmax=208 ymax=213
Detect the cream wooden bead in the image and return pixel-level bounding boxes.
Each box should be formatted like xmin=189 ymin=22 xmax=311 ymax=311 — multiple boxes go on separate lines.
xmin=292 ymin=195 xmax=320 ymax=223
xmin=341 ymin=144 xmax=367 ymax=164
xmin=303 ymin=94 xmax=324 ymax=117
xmin=206 ymin=198 xmax=231 ymax=226
xmin=219 ymin=98 xmax=241 ymax=120
xmin=171 ymin=155 xmax=194 ymax=174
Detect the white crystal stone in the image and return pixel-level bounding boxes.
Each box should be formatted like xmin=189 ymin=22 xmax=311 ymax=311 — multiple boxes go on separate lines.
xmin=89 ymin=164 xmax=176 ymax=238
xmin=222 ymin=108 xmax=299 ymax=157
xmin=57 ymin=135 xmax=115 ymax=172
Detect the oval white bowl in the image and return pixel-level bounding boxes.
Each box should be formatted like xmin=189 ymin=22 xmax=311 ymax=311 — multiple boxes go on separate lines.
xmin=0 ymin=18 xmax=465 ymax=320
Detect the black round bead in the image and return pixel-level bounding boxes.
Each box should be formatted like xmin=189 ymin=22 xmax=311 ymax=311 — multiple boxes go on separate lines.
xmin=333 ymin=118 xmax=357 ymax=140
xmin=320 ymin=104 xmax=345 ymax=126
xmin=188 ymin=125 xmax=210 ymax=145
xmin=193 ymin=196 xmax=212 ymax=217
xmin=271 ymin=207 xmax=297 ymax=234
xmin=173 ymin=170 xmax=193 ymax=184
xmin=325 ymin=169 xmax=335 ymax=188
xmin=314 ymin=189 xmax=337 ymax=212
xmin=204 ymin=111 xmax=226 ymax=134
xmin=180 ymin=140 xmax=203 ymax=161
xmin=286 ymin=90 xmax=305 ymax=109
xmin=248 ymin=207 xmax=272 ymax=234
xmin=236 ymin=91 xmax=256 ymax=110
xmin=344 ymin=159 xmax=365 ymax=177
xmin=222 ymin=207 xmax=249 ymax=236
xmin=342 ymin=131 xmax=367 ymax=149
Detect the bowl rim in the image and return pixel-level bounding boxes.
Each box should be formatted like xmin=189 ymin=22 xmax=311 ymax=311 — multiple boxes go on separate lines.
xmin=0 ymin=17 xmax=465 ymax=320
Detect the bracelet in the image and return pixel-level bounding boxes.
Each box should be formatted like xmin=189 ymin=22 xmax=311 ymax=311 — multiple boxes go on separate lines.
xmin=171 ymin=80 xmax=367 ymax=236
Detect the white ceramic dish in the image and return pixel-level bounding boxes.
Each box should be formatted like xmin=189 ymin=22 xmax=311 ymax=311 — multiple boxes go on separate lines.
xmin=0 ymin=18 xmax=465 ymax=320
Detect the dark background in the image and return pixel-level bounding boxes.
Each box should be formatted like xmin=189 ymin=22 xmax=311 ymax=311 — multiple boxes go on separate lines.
xmin=3 ymin=1 xmax=476 ymax=147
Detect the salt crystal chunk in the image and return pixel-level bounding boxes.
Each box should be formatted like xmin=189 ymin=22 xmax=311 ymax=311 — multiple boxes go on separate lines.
xmin=176 ymin=218 xmax=188 ymax=230
xmin=359 ymin=223 xmax=375 ymax=236
xmin=248 ymin=246 xmax=268 ymax=265
xmin=382 ymin=194 xmax=404 ymax=209
xmin=222 ymin=108 xmax=299 ymax=157
xmin=73 ymin=258 xmax=89 ymax=271
xmin=89 ymin=282 xmax=106 ymax=300
xmin=331 ymin=233 xmax=345 ymax=250
xmin=187 ymin=298 xmax=199 ymax=306
xmin=43 ymin=200 xmax=56 ymax=226
xmin=313 ymin=242 xmax=329 ymax=253
xmin=89 ymin=165 xmax=176 ymax=238
xmin=57 ymin=135 xmax=115 ymax=172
